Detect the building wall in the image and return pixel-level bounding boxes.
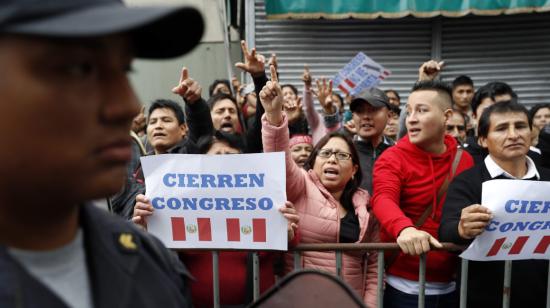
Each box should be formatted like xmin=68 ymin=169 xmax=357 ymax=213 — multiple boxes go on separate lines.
xmin=125 ymin=0 xmax=242 ymax=107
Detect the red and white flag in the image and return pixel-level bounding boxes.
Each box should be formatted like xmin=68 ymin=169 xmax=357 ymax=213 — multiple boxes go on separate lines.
xmin=170 ymin=216 xmax=267 ymax=243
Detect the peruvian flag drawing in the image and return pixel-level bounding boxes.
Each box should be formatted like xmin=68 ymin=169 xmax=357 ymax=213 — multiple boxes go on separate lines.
xmin=171 ymin=217 xmax=267 ymax=243
xmin=460 ymin=180 xmax=550 ymax=261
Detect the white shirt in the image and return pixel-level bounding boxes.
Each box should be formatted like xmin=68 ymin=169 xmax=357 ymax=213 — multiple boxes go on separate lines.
xmin=484 ymin=155 xmax=540 ymax=180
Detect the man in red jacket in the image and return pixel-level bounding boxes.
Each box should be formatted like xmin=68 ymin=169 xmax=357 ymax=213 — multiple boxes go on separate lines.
xmin=372 ymin=80 xmax=474 ymax=307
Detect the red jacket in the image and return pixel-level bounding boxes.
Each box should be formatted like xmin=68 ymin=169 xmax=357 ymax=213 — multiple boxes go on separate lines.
xmin=371 ymin=135 xmax=473 ymax=282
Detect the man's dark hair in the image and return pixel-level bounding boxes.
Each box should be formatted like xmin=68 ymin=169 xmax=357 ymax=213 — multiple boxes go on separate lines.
xmin=471 ymin=82 xmax=517 ymax=117
xmin=411 ymin=80 xmax=453 ymax=108
xmin=452 ymin=75 xmax=474 ymax=89
xmin=148 ymin=99 xmax=185 ymax=125
xmin=529 ymin=103 xmax=550 ymax=122
xmin=281 ymin=84 xmax=298 ymax=96
xmin=477 ymin=100 xmax=531 ymax=139
xmin=197 ymin=130 xmax=245 ymax=154
xmin=208 ymin=79 xmax=231 ymax=97
xmin=385 ymin=89 xmax=401 ymax=101
xmin=303 ymin=131 xmax=362 ymax=213
xmin=207 ymin=93 xmax=239 ymax=111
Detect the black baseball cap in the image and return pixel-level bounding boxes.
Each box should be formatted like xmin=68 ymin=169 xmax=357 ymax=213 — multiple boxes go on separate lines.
xmin=350 ymin=87 xmax=390 ymax=112
xmin=0 ymin=0 xmax=203 ymax=59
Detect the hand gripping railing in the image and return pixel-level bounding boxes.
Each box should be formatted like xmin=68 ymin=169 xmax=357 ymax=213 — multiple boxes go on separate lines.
xmin=183 ymin=243 xmax=550 ymax=308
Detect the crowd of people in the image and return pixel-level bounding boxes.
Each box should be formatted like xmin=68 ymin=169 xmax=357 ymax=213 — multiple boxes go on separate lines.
xmin=1 ymin=1 xmax=549 ymax=308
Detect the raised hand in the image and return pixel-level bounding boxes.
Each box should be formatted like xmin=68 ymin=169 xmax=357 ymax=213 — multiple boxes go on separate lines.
xmin=344 ymin=120 xmax=357 ymax=135
xmin=235 ymin=40 xmax=266 ymax=77
xmin=302 ymin=65 xmax=312 ymax=88
xmin=268 ymin=53 xmax=278 ymax=73
xmin=259 ymin=65 xmax=284 ymax=125
xmin=418 ymin=60 xmax=445 ymax=81
xmin=131 ymin=105 xmax=146 ymax=134
xmin=171 ymin=67 xmax=202 ymax=104
xmin=315 ymin=78 xmax=335 ymax=114
xmin=283 ymin=97 xmax=303 ymax=124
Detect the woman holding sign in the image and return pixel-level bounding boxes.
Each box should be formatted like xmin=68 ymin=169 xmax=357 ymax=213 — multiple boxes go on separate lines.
xmin=260 ymin=65 xmax=379 ymax=306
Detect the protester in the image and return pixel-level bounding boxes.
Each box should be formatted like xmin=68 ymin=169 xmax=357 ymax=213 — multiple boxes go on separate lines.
xmin=289 ymin=134 xmax=314 ymax=167
xmin=465 ymin=82 xmax=542 ymax=165
xmin=385 ymin=89 xmax=401 ymax=108
xmin=260 ymin=66 xmax=379 ymax=306
xmin=439 ymin=101 xmax=549 ymax=307
xmin=451 ymin=75 xmax=475 ymax=135
xmin=112 ymin=73 xmax=209 ymax=220
xmin=350 ymin=87 xmax=394 ymax=192
xmin=146 ymin=99 xmax=189 ymax=154
xmin=132 ymin=130 xmax=300 ymax=307
xmin=207 ymin=93 xmax=243 ymax=134
xmin=281 ymin=83 xmax=310 ymax=135
xmin=529 ymin=103 xmax=550 ymax=147
xmin=446 ymin=109 xmax=467 ymax=146
xmin=384 ymin=106 xmax=401 ymax=141
xmin=0 ymin=1 xmax=204 ymax=307
xmin=372 ymin=80 xmax=474 ymax=308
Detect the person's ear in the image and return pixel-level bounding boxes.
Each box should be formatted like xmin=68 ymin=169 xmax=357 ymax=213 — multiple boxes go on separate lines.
xmin=179 ymin=123 xmax=187 ymax=137
xmin=443 ymin=109 xmax=453 ymax=123
xmin=479 ymin=136 xmax=488 ymax=148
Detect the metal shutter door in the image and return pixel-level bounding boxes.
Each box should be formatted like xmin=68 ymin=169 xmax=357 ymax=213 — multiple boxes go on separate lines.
xmin=250 ymin=0 xmax=433 ymax=104
xmin=440 ymin=13 xmax=550 ymax=108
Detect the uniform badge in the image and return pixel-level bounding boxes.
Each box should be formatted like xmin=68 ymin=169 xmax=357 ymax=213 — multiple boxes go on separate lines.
xmin=118 ymin=233 xmax=137 ymax=250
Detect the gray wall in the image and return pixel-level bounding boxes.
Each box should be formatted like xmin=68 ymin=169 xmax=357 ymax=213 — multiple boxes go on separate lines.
xmin=129 ymin=41 xmax=242 ymax=107
xmin=125 ymin=0 xmax=243 ymax=109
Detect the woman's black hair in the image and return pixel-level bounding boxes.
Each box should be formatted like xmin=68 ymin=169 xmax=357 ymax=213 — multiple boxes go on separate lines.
xmin=303 ymin=131 xmax=362 ymax=212
xmin=197 ymin=130 xmax=245 ymax=154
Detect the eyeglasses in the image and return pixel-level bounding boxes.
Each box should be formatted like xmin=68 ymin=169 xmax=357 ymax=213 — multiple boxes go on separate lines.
xmin=317 ymin=149 xmax=352 ymax=160
xmin=446 ymin=125 xmax=465 ymax=132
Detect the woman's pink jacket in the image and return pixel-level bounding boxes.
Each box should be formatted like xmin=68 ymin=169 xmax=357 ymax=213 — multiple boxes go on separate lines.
xmin=262 ymin=114 xmax=379 ymax=307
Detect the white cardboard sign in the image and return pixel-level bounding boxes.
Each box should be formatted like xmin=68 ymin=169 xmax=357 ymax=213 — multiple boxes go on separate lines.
xmin=333 ymin=52 xmax=391 ymax=95
xmin=460 ymin=179 xmax=550 ymax=261
xmin=140 ymin=152 xmax=288 ymax=250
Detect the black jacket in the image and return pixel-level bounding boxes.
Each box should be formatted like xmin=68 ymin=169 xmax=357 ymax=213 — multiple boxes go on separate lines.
xmin=0 ymin=204 xmax=192 ymax=308
xmin=354 ymin=135 xmax=394 ymax=193
xmin=439 ymin=162 xmax=550 ymax=308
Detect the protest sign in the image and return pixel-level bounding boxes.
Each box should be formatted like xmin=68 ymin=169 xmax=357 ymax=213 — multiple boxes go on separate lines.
xmin=140 ymin=152 xmax=288 ymax=250
xmin=460 ymin=179 xmax=550 ymax=261
xmin=333 ymin=52 xmax=391 ymax=96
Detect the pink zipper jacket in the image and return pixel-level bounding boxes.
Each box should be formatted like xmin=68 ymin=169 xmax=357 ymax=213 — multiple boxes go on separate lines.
xmin=262 ymin=114 xmax=379 ymax=307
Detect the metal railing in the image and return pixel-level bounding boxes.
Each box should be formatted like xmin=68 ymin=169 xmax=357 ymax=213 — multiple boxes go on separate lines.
xmin=183 ymin=243 xmax=550 ymax=308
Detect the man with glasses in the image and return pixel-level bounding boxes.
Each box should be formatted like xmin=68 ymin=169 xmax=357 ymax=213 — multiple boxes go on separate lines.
xmin=0 ymin=1 xmax=203 ymax=307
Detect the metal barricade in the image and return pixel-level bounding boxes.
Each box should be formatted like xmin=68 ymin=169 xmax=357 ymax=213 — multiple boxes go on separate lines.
xmin=194 ymin=243 xmax=549 ymax=308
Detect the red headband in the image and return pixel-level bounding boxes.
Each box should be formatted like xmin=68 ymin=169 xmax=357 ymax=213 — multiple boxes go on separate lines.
xmin=289 ymin=134 xmax=313 ymax=148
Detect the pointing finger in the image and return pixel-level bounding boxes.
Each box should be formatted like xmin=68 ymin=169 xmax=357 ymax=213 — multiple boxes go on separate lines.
xmin=240 ymin=40 xmax=249 ymax=57
xmin=270 ymin=64 xmax=278 ymax=83
xmin=180 ymin=67 xmax=189 ymax=84
xmin=304 ymin=64 xmax=309 ymax=73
